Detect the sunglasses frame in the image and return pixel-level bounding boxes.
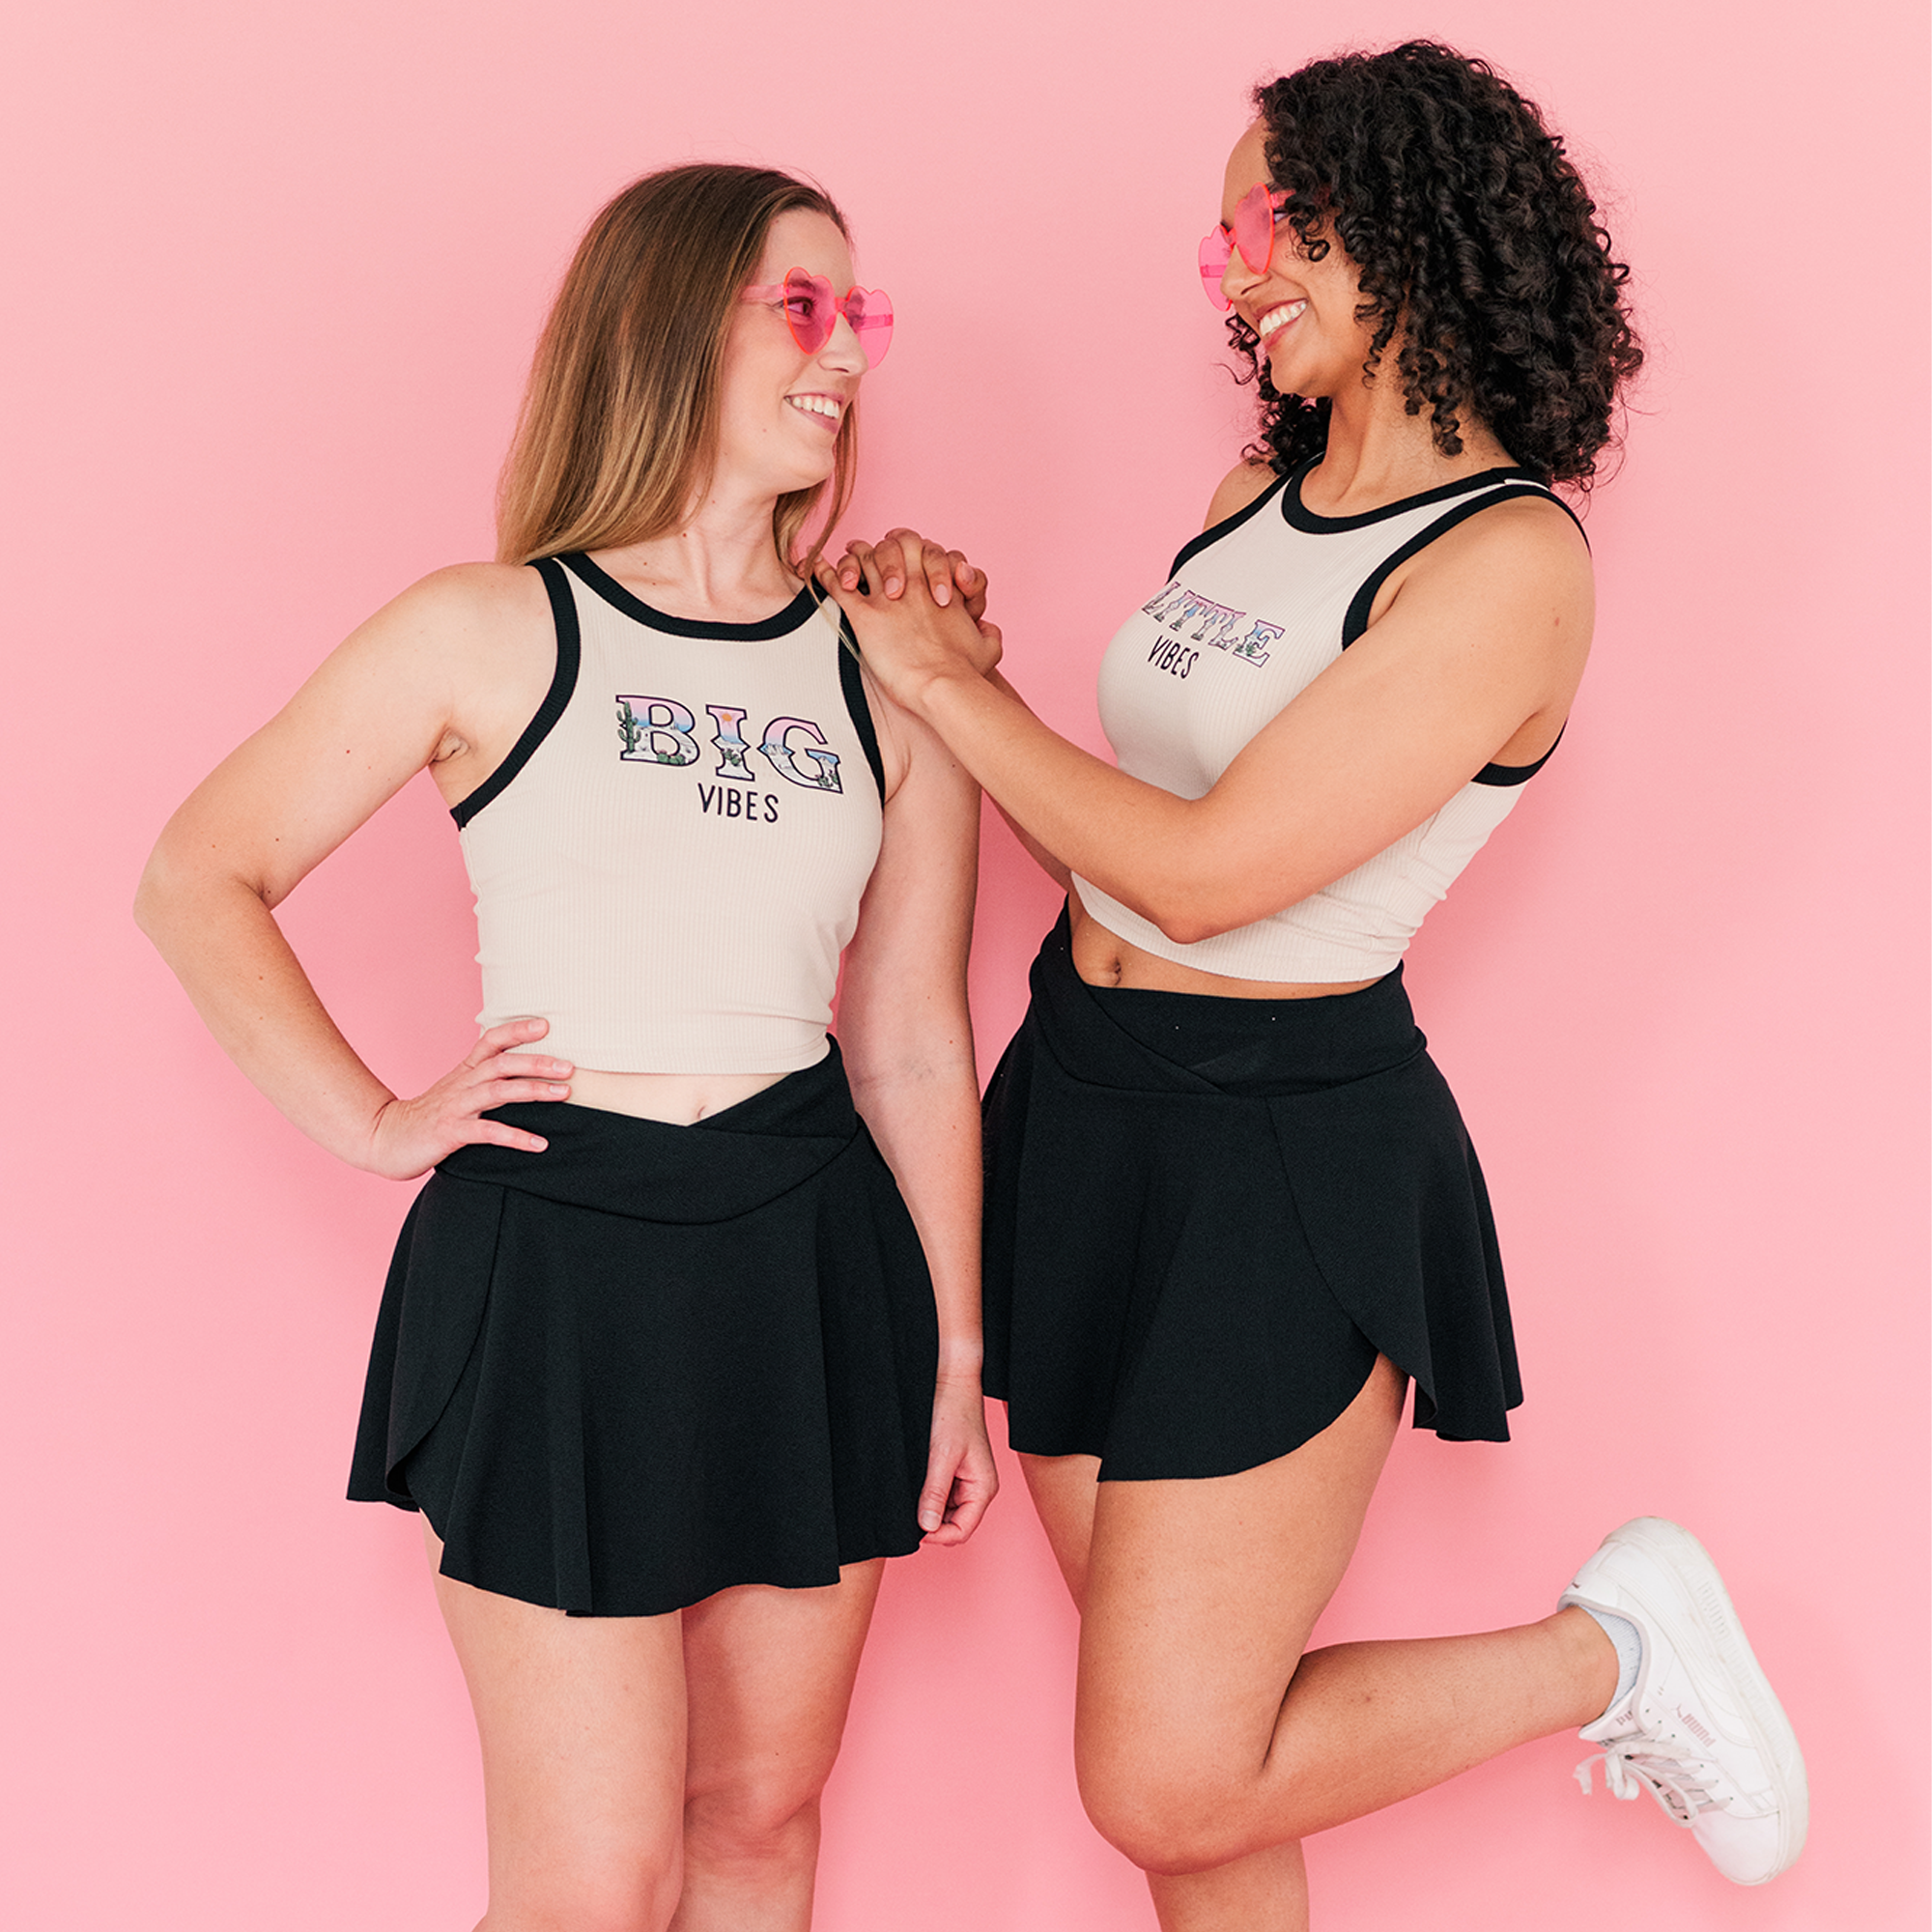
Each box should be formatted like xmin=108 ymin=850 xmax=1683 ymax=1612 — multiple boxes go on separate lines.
xmin=1198 ymin=182 xmax=1292 ymax=312
xmin=740 ymin=266 xmax=894 ymax=364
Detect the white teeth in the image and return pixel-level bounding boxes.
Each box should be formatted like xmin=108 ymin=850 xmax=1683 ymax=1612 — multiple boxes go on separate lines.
xmin=1258 ymin=301 xmax=1307 ymax=336
xmin=785 ymin=394 xmax=841 ymax=420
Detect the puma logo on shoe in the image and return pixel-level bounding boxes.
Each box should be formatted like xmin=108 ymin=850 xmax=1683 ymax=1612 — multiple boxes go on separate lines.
xmin=1677 ymin=1708 xmax=1717 ymax=1749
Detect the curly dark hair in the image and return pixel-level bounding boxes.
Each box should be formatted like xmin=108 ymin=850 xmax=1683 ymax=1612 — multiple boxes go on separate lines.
xmin=1237 ymin=42 xmax=1642 ymax=488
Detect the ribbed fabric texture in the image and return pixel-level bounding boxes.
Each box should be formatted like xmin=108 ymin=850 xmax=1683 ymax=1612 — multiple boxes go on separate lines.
xmin=457 ymin=557 xmax=883 ymax=1073
xmin=1072 ymin=466 xmax=1564 ymax=983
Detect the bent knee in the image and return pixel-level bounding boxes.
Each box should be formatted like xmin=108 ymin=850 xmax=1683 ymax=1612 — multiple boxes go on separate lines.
xmin=1077 ymin=1759 xmax=1258 ymax=1877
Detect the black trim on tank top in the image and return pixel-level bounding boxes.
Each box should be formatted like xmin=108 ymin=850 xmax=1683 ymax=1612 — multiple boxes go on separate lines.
xmin=1282 ymin=461 xmax=1548 ymax=533
xmin=1472 ymin=723 xmax=1565 ymax=786
xmin=829 ymin=604 xmax=887 ymax=803
xmin=558 ymin=551 xmax=818 ymax=639
xmin=1336 ymin=483 xmax=1586 ymax=784
xmin=450 ymin=556 xmax=582 ymax=828
xmin=1167 ymin=470 xmax=1292 ymax=581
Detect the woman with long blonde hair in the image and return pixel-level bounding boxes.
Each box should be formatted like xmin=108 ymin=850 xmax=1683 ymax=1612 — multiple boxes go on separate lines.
xmin=137 ymin=162 xmax=995 ymax=1932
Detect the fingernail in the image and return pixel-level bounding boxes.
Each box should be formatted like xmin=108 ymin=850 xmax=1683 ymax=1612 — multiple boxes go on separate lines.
xmin=546 ymin=1083 xmax=568 ymax=1096
xmin=934 ymin=584 xmax=951 ymax=606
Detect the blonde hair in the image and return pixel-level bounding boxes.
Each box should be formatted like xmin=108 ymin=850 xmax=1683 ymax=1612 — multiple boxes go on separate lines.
xmin=497 ymin=164 xmax=857 ymax=569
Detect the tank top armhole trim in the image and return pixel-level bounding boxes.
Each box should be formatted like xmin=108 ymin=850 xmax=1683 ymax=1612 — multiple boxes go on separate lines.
xmin=1338 ymin=484 xmax=1583 ymax=788
xmin=449 ymin=556 xmax=582 ymax=828
xmin=832 ymin=605 xmax=887 ymax=803
xmin=1472 ymin=721 xmax=1565 ymax=786
xmin=1167 ymin=469 xmax=1293 ymax=580
xmin=1339 ymin=484 xmax=1575 ymax=651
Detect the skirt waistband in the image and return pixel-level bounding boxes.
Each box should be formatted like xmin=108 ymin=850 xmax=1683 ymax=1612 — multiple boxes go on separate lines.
xmin=1037 ymin=907 xmax=1426 ymax=1097
xmin=439 ymin=1040 xmax=861 ymax=1224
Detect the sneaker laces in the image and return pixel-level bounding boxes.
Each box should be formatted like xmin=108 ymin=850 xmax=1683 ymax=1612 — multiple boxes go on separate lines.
xmin=1574 ymin=1741 xmax=1723 ymax=1827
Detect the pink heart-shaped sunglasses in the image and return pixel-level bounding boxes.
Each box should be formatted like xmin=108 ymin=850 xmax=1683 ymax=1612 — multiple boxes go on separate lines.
xmin=740 ymin=267 xmax=894 ymax=364
xmin=1198 ymin=182 xmax=1291 ymax=311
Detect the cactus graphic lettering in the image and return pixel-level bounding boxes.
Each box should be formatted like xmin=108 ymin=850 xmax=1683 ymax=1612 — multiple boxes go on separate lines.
xmin=1139 ymin=581 xmax=1277 ymax=668
xmin=615 ymin=695 xmax=700 ymax=766
xmin=615 ymin=694 xmax=842 ymax=791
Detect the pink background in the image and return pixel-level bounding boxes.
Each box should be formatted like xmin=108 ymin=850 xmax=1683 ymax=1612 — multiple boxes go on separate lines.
xmin=3 ymin=2 xmax=1925 ymax=1926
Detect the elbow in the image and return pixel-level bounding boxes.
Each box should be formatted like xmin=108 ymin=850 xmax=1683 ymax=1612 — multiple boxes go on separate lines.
xmin=133 ymin=837 xmax=223 ymax=947
xmin=132 ymin=848 xmax=172 ymax=941
xmin=1139 ymin=874 xmax=1313 ymax=949
xmin=1141 ymin=884 xmax=1253 ymax=950
xmin=1150 ymin=906 xmax=1222 ymax=948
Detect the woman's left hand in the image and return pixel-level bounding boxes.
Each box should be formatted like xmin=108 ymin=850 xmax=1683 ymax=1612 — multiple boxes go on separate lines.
xmin=816 ymin=527 xmax=1002 ymax=714
xmin=918 ymin=1372 xmax=999 ymax=1546
xmin=832 ymin=527 xmax=988 ymax=618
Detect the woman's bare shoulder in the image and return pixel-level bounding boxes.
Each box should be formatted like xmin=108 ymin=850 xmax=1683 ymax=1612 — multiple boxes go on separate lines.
xmin=377 ymin=559 xmax=550 ymax=639
xmin=1202 ymin=460 xmax=1281 ymax=530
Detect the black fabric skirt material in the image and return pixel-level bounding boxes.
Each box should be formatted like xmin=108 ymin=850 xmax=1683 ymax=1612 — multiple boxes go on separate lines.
xmin=348 ymin=1042 xmax=938 ymax=1616
xmin=981 ymin=909 xmax=1521 ymax=1480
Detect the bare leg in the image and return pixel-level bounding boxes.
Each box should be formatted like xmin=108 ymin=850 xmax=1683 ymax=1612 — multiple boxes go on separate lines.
xmin=672 ymin=1562 xmax=885 ymax=1932
xmin=1020 ymin=1361 xmax=1618 ymax=1930
xmin=428 ymin=1526 xmax=688 ymax=1932
xmin=1022 ymin=1453 xmax=1311 ymax=1930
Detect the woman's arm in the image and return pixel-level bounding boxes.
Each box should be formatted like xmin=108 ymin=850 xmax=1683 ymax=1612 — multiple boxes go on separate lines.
xmin=134 ymin=564 xmax=573 ymax=1178
xmin=836 ymin=679 xmax=996 ymax=1545
xmin=821 ymin=495 xmax=1592 ymax=945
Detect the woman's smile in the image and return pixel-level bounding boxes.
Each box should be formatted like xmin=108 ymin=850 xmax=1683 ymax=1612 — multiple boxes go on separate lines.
xmin=783 ymin=389 xmax=847 ymax=430
xmin=1253 ymin=298 xmax=1308 ymax=348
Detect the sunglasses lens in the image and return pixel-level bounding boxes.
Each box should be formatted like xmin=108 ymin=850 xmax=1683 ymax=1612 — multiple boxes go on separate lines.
xmin=782 ymin=268 xmax=835 ymax=354
xmin=1233 ymin=181 xmax=1278 ymax=274
xmin=1198 ymin=230 xmax=1233 ymax=309
xmin=846 ymin=288 xmax=893 ymax=365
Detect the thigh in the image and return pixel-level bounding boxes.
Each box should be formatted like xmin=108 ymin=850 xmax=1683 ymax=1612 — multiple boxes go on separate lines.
xmin=1019 ymin=1449 xmax=1103 ymax=1606
xmin=1076 ymin=1357 xmax=1407 ymax=1793
xmin=430 ymin=1526 xmax=689 ymax=1924
xmin=680 ymin=1560 xmax=887 ymax=1813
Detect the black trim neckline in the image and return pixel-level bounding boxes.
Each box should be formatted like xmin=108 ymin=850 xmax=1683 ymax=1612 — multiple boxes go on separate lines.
xmin=558 ymin=552 xmax=817 ymax=640
xmin=1168 ymin=470 xmax=1292 ymax=581
xmin=1281 ymin=461 xmax=1542 ymax=534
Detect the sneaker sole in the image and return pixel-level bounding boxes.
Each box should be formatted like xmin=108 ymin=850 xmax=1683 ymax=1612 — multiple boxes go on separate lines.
xmin=1563 ymin=1517 xmax=1808 ymax=1883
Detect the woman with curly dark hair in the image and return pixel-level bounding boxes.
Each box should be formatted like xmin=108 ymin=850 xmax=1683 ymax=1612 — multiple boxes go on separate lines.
xmin=820 ymin=40 xmax=1806 ymax=1928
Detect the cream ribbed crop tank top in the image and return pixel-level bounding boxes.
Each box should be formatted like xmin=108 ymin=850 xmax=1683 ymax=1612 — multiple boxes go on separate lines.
xmin=1073 ymin=465 xmax=1578 ymax=983
xmin=453 ymin=554 xmax=885 ymax=1073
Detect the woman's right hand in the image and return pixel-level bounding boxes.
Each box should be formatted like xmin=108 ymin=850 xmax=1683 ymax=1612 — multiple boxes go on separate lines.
xmin=831 ymin=529 xmax=989 ymax=622
xmin=361 ymin=1017 xmax=573 ymax=1180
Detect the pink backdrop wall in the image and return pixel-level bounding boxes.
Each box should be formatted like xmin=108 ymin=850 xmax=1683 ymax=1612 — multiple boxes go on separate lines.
xmin=4 ymin=2 xmax=1924 ymax=1926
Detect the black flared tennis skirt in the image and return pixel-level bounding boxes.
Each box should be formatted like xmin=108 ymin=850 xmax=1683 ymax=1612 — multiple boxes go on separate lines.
xmin=981 ymin=909 xmax=1520 ymax=1480
xmin=348 ymin=1042 xmax=938 ymax=1616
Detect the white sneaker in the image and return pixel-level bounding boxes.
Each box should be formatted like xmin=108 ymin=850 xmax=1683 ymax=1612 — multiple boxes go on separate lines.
xmin=1559 ymin=1517 xmax=1806 ymax=1885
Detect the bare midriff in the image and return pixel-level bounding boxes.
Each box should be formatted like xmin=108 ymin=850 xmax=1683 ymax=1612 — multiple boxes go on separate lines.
xmin=563 ymin=1066 xmax=790 ymax=1125
xmin=1067 ymin=888 xmax=1379 ymax=1002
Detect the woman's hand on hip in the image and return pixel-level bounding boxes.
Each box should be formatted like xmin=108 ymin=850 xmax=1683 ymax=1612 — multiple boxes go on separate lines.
xmin=362 ymin=1017 xmax=573 ymax=1180
xmin=919 ymin=1374 xmax=999 ymax=1546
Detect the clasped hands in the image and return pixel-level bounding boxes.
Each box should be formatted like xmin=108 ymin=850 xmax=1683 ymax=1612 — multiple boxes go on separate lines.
xmin=814 ymin=528 xmax=1002 ymax=713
